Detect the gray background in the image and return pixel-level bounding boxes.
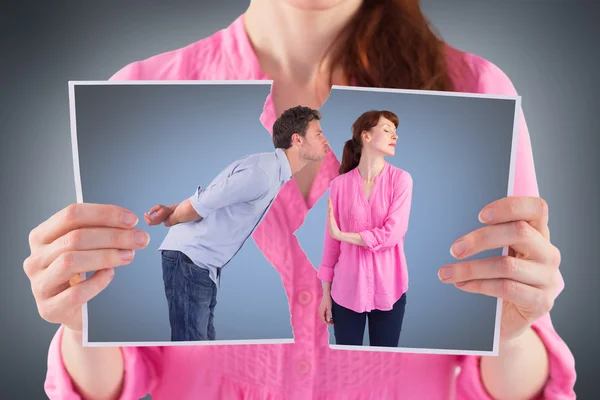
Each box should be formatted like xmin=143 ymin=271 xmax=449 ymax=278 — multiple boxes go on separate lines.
xmin=1 ymin=0 xmax=597 ymax=398
xmin=73 ymin=83 xmax=295 ymax=342
xmin=297 ymin=89 xmax=516 ymax=349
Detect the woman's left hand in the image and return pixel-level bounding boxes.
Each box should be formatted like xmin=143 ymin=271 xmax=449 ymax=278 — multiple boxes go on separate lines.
xmin=327 ymin=198 xmax=342 ymax=241
xmin=438 ymin=196 xmax=562 ymax=342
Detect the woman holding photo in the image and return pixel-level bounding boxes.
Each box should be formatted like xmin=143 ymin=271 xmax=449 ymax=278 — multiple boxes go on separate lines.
xmin=24 ymin=0 xmax=576 ymax=399
xmin=317 ymin=110 xmax=413 ymax=348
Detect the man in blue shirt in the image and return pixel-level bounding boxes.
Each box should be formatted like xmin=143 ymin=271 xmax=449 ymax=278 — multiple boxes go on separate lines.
xmin=144 ymin=105 xmax=330 ymax=341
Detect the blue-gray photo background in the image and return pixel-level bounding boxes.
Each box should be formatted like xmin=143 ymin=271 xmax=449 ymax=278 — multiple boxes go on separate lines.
xmin=74 ymin=83 xmax=295 ymax=342
xmin=296 ymin=89 xmax=517 ymax=349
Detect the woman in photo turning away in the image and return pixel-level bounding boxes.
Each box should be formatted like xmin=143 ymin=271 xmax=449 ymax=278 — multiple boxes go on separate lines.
xmin=318 ymin=110 xmax=413 ymax=348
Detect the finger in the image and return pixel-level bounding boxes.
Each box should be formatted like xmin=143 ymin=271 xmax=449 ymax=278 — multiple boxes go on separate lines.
xmin=36 ymin=227 xmax=149 ymax=273
xmin=450 ymin=221 xmax=558 ymax=265
xmin=149 ymin=205 xmax=162 ymax=214
xmin=33 ymin=249 xmax=135 ymax=300
xmin=38 ymin=268 xmax=115 ymax=324
xmin=438 ymin=255 xmax=551 ymax=288
xmin=29 ymin=203 xmax=139 ymax=248
xmin=145 ymin=214 xmax=160 ymax=225
xmin=156 ymin=209 xmax=168 ymax=219
xmin=453 ymin=278 xmax=552 ymax=315
xmin=479 ymin=197 xmax=550 ymax=240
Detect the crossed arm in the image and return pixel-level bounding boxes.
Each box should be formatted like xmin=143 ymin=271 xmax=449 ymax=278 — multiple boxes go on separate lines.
xmin=331 ymin=172 xmax=413 ymax=250
xmin=317 ymin=172 xmax=413 ymax=283
xmin=146 ymin=166 xmax=270 ymax=227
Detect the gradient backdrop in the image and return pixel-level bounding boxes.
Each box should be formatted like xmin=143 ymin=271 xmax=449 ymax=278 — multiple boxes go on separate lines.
xmin=297 ymin=87 xmax=516 ymax=349
xmin=1 ymin=0 xmax=598 ymax=398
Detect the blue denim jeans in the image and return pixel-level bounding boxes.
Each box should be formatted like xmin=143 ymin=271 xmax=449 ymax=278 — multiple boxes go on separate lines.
xmin=161 ymin=250 xmax=217 ymax=341
xmin=331 ymin=293 xmax=407 ymax=347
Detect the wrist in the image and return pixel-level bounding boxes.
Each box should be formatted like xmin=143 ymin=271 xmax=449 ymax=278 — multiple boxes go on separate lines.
xmin=166 ymin=212 xmax=177 ymax=225
xmin=499 ymin=326 xmax=534 ymax=353
xmin=62 ymin=325 xmax=83 ymax=348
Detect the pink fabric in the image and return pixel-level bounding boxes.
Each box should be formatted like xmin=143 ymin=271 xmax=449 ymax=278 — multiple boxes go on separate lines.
xmin=317 ymin=163 xmax=413 ymax=313
xmin=45 ymin=15 xmax=576 ymax=400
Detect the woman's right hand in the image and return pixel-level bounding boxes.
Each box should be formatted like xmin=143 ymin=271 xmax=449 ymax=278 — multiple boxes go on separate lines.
xmin=23 ymin=203 xmax=150 ymax=333
xmin=319 ymin=295 xmax=334 ymax=325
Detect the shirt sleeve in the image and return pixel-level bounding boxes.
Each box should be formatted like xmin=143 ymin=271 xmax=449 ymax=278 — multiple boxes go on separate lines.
xmin=455 ymin=59 xmax=576 ymax=399
xmin=189 ymin=165 xmax=271 ymax=218
xmin=316 ymin=181 xmax=341 ymax=282
xmin=44 ymin=326 xmax=163 ymax=399
xmin=358 ymin=171 xmax=413 ymax=252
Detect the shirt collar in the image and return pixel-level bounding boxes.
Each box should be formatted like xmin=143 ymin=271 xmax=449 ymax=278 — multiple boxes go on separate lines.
xmin=353 ymin=162 xmax=390 ymax=181
xmin=275 ymin=148 xmax=293 ymax=183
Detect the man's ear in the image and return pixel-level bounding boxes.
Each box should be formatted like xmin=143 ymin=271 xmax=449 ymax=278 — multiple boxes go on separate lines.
xmin=291 ymin=132 xmax=302 ymax=145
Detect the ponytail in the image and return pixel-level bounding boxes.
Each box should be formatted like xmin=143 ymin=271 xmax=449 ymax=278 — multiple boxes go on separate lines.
xmin=339 ymin=138 xmax=362 ymax=175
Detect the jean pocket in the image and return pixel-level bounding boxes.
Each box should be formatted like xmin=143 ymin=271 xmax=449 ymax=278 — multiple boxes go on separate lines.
xmin=161 ymin=250 xmax=180 ymax=262
xmin=161 ymin=252 xmax=179 ymax=297
xmin=182 ymin=262 xmax=214 ymax=288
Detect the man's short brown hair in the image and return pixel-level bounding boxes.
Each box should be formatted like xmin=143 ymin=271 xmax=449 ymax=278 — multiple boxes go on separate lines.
xmin=272 ymin=106 xmax=322 ymax=149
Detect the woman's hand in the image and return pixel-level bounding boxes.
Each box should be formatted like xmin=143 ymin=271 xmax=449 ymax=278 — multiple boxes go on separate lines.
xmin=24 ymin=203 xmax=150 ymax=333
xmin=438 ymin=196 xmax=561 ymax=342
xmin=327 ymin=198 xmax=342 ymax=241
xmin=319 ymin=294 xmax=334 ymax=325
xmin=327 ymin=198 xmax=367 ymax=246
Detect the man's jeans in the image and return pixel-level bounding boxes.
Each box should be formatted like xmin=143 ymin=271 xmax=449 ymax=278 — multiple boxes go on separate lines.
xmin=161 ymin=250 xmax=217 ymax=341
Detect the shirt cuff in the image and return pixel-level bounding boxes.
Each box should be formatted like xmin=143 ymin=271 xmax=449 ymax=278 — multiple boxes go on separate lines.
xmin=456 ymin=317 xmax=576 ymax=399
xmin=358 ymin=230 xmax=381 ymax=251
xmin=529 ymin=317 xmax=577 ymax=399
xmin=188 ymin=186 xmax=212 ymax=219
xmin=44 ymin=325 xmax=157 ymax=400
xmin=44 ymin=326 xmax=79 ymax=399
xmin=317 ymin=265 xmax=334 ymax=282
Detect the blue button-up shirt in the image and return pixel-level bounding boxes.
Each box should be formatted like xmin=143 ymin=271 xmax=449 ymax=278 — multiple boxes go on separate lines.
xmin=158 ymin=148 xmax=293 ymax=286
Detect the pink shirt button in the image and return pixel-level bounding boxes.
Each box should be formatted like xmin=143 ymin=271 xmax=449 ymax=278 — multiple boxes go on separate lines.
xmin=297 ymin=359 xmax=311 ymax=375
xmin=297 ymin=290 xmax=312 ymax=305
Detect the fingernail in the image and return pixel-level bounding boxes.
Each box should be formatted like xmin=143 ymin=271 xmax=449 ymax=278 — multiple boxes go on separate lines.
xmin=455 ymin=281 xmax=466 ymax=287
xmin=123 ymin=212 xmax=138 ymax=226
xmin=438 ymin=266 xmax=453 ymax=280
xmin=134 ymin=231 xmax=149 ymax=246
xmin=451 ymin=240 xmax=467 ymax=257
xmin=119 ymin=249 xmax=134 ymax=260
xmin=107 ymin=268 xmax=115 ymax=279
xmin=479 ymin=208 xmax=494 ymax=223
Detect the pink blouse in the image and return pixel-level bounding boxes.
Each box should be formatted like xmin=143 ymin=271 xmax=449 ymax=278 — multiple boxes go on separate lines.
xmin=44 ymin=15 xmax=576 ymax=400
xmin=318 ymin=164 xmax=413 ymax=313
